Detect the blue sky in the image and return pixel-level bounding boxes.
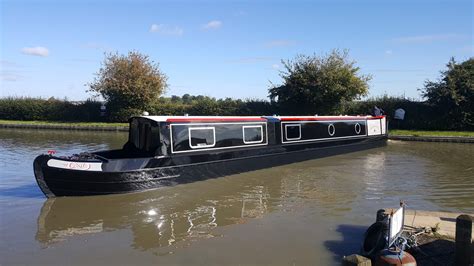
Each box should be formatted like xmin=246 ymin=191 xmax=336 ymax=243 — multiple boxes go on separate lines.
xmin=1 ymin=0 xmax=472 ymax=101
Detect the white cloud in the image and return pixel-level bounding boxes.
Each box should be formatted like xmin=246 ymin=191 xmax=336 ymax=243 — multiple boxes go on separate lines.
xmin=385 ymin=50 xmax=393 ymax=55
xmin=21 ymin=46 xmax=49 ymax=57
xmin=202 ymin=20 xmax=222 ymax=30
xmin=1 ymin=71 xmax=23 ymax=81
xmin=149 ymin=24 xmax=184 ymax=36
xmin=264 ymin=40 xmax=296 ymax=48
xmin=392 ymin=34 xmax=465 ymax=44
xmin=271 ymin=64 xmax=280 ymax=69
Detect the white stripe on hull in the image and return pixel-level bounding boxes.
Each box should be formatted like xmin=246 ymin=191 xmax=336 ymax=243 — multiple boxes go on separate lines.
xmin=47 ymin=159 xmax=103 ymax=171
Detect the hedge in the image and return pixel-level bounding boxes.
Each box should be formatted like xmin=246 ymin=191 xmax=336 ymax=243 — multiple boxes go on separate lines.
xmin=0 ymin=96 xmax=471 ymax=130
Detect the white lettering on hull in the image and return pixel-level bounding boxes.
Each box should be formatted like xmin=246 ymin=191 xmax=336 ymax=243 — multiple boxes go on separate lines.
xmin=47 ymin=159 xmax=103 ymax=171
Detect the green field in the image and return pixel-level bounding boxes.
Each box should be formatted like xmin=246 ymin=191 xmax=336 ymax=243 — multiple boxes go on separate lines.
xmin=389 ymin=129 xmax=474 ymax=137
xmin=0 ymin=120 xmax=128 ymax=127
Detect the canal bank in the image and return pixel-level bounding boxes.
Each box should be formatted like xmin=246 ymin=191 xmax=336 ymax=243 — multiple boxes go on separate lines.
xmin=389 ymin=135 xmax=474 ymax=143
xmin=389 ymin=209 xmax=474 ymax=240
xmin=398 ymin=210 xmax=474 ymax=266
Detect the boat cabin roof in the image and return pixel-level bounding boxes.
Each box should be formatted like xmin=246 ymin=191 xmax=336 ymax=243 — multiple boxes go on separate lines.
xmin=135 ymin=115 xmax=384 ymax=123
xmin=142 ymin=116 xmax=266 ymax=123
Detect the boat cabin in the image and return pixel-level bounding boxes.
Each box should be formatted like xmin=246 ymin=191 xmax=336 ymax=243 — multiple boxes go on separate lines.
xmin=124 ymin=115 xmax=387 ymax=157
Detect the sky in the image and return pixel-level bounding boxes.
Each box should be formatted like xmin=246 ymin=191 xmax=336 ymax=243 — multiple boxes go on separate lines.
xmin=0 ymin=0 xmax=472 ymax=101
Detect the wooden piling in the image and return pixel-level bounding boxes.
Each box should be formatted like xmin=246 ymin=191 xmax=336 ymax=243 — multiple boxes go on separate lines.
xmin=455 ymin=214 xmax=472 ymax=266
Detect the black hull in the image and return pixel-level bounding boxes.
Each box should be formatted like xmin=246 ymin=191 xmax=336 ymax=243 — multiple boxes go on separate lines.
xmin=34 ymin=136 xmax=386 ymax=197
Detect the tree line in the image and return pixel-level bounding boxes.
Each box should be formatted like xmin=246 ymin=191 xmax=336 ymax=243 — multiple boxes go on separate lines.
xmin=0 ymin=50 xmax=472 ymax=130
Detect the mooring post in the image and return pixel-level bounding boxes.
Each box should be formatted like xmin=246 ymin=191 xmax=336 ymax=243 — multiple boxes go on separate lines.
xmin=455 ymin=214 xmax=472 ymax=266
xmin=376 ymin=209 xmax=386 ymax=222
xmin=342 ymin=254 xmax=371 ymax=266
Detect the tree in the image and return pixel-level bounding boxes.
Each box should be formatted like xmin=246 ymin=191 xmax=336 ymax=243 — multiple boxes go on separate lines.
xmin=88 ymin=51 xmax=168 ymax=121
xmin=269 ymin=50 xmax=371 ymax=115
xmin=421 ymin=57 xmax=473 ymax=130
xmin=182 ymin=94 xmax=192 ymax=104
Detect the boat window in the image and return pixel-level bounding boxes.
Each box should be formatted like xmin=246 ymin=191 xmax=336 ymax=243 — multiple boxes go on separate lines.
xmin=130 ymin=119 xmax=140 ymax=149
xmin=285 ymin=124 xmax=301 ymax=140
xmin=139 ymin=123 xmax=152 ymax=151
xmin=129 ymin=119 xmax=160 ymax=153
xmin=243 ymin=125 xmax=263 ymax=144
xmin=189 ymin=127 xmax=215 ymax=149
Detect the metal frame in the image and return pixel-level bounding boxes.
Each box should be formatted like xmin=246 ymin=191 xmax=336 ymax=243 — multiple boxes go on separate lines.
xmin=387 ymin=203 xmax=405 ymax=248
xmin=188 ymin=127 xmax=216 ymax=149
xmin=242 ymin=125 xmax=264 ymax=144
xmin=284 ymin=124 xmax=302 ymax=141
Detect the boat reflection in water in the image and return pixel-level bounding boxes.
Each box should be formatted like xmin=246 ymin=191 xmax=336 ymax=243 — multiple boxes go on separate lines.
xmin=35 ymin=174 xmax=279 ymax=250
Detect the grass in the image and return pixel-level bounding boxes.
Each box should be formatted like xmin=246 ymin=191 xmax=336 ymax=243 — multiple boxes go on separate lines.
xmin=389 ymin=129 xmax=474 ymax=137
xmin=0 ymin=120 xmax=128 ymax=127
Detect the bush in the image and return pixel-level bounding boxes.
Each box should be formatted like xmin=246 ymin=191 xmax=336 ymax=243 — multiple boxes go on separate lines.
xmin=0 ymin=97 xmax=102 ymax=122
xmin=342 ymin=96 xmax=448 ymax=130
xmin=107 ymin=107 xmax=143 ymax=122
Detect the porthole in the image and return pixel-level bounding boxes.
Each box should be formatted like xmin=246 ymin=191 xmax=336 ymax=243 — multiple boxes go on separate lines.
xmin=328 ymin=124 xmax=335 ymax=136
xmin=355 ymin=123 xmax=361 ymax=134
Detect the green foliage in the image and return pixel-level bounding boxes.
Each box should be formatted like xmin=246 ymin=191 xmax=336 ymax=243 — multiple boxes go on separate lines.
xmin=0 ymin=93 xmax=470 ymax=130
xmin=421 ymin=58 xmax=473 ymax=130
xmin=88 ymin=51 xmax=168 ymax=119
xmin=150 ymin=95 xmax=275 ymax=116
xmin=342 ymin=95 xmax=438 ymax=129
xmin=107 ymin=108 xmax=143 ymax=122
xmin=0 ymin=97 xmax=102 ymax=121
xmin=0 ymin=96 xmax=274 ymax=122
xmin=269 ymin=49 xmax=371 ymax=115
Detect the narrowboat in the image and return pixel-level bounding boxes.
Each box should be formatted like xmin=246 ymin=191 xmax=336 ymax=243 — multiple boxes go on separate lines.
xmin=33 ymin=115 xmax=388 ymax=197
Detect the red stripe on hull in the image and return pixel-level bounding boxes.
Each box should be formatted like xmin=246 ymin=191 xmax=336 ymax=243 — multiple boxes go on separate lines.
xmin=166 ymin=117 xmax=267 ymax=123
xmin=279 ymin=116 xmax=377 ymax=121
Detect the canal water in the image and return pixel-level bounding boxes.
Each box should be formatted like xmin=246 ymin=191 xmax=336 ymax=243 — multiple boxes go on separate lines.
xmin=0 ymin=128 xmax=473 ymax=265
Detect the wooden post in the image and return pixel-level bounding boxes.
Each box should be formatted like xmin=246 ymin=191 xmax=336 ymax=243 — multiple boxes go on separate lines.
xmin=455 ymin=214 xmax=472 ymax=266
xmin=342 ymin=254 xmax=371 ymax=266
